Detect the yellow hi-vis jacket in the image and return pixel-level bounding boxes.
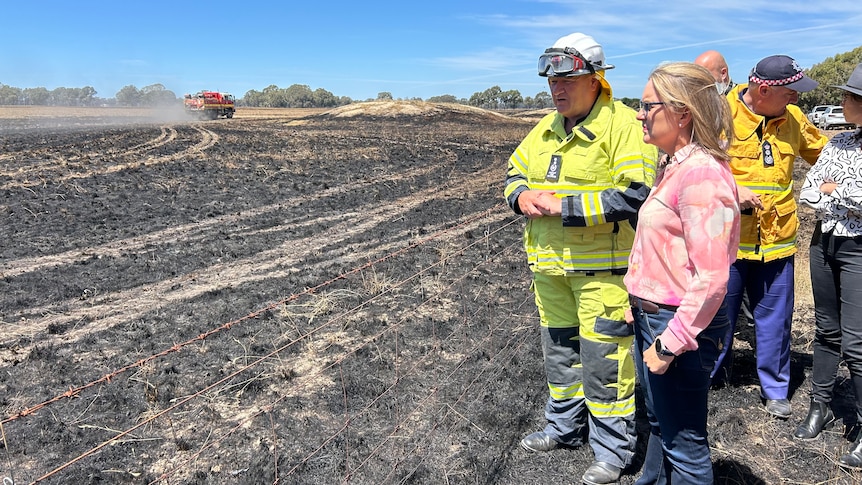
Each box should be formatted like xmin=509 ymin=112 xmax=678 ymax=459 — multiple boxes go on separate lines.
xmin=726 ymin=84 xmax=827 ymax=262
xmin=504 ymin=89 xmax=657 ymax=275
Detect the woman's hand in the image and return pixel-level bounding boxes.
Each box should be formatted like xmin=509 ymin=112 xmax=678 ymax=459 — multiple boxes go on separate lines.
xmin=643 ymin=343 xmax=674 ymax=375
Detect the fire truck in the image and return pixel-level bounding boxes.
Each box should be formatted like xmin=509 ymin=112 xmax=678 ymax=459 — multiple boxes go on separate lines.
xmin=183 ymin=91 xmax=235 ymax=119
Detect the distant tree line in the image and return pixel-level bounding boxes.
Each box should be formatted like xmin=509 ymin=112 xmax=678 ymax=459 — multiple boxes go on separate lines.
xmin=2 ymin=46 xmax=858 ymax=110
xmin=0 ymin=84 xmax=100 ymax=106
xmin=240 ymin=84 xmax=350 ymax=108
xmin=114 ymin=84 xmax=179 ymax=107
xmin=0 ymin=80 xmax=638 ymax=112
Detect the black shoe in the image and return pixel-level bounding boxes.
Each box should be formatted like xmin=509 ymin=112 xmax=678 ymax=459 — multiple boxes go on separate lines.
xmin=839 ymin=436 xmax=862 ymax=469
xmin=582 ymin=461 xmax=622 ymax=485
xmin=793 ymin=400 xmax=835 ymax=440
xmin=520 ymin=431 xmax=559 ymax=452
xmin=765 ymin=398 xmax=792 ymax=419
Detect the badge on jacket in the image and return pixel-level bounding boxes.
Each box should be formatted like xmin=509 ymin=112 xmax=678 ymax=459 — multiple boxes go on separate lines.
xmin=762 ymin=141 xmax=774 ymax=167
xmin=546 ymin=154 xmax=562 ymax=181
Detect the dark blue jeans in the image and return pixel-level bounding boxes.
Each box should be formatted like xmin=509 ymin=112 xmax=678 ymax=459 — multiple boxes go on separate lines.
xmin=633 ymin=302 xmax=728 ymax=484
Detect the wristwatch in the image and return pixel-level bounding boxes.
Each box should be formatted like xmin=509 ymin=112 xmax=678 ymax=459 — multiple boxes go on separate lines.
xmin=654 ymin=337 xmax=676 ymax=357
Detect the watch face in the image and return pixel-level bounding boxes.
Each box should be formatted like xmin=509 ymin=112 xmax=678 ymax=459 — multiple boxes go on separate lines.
xmin=655 ymin=338 xmax=673 ymax=356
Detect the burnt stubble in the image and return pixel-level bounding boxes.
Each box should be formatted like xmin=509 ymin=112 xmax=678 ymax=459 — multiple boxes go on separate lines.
xmin=0 ymin=105 xmax=858 ymax=484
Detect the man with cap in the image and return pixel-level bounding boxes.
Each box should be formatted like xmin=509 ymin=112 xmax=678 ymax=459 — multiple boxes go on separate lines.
xmin=504 ymin=32 xmax=657 ymax=484
xmin=713 ymin=54 xmax=828 ymax=419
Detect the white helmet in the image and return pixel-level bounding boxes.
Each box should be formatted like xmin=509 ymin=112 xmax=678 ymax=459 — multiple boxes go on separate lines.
xmin=539 ymin=32 xmax=614 ymax=77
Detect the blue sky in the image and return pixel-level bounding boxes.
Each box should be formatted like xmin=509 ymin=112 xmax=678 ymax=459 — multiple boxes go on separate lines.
xmin=1 ymin=1 xmax=860 ymax=102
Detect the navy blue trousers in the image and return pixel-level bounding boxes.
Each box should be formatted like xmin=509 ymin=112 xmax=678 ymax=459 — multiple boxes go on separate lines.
xmin=633 ymin=302 xmax=728 ymax=484
xmin=712 ymin=257 xmax=794 ymax=399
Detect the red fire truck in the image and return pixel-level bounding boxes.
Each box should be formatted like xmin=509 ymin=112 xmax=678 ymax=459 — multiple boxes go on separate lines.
xmin=183 ymin=91 xmax=235 ymax=119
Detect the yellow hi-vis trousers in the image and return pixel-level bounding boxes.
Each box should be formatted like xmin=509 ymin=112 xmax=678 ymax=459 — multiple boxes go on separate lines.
xmin=532 ymin=271 xmax=636 ymax=468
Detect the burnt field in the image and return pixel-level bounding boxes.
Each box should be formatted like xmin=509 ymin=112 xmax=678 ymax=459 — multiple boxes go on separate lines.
xmin=0 ymin=104 xmax=859 ymax=484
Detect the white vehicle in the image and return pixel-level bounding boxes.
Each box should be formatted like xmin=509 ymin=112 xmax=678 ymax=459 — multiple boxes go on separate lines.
xmin=807 ymin=105 xmax=832 ymax=124
xmin=818 ymin=106 xmax=853 ymax=130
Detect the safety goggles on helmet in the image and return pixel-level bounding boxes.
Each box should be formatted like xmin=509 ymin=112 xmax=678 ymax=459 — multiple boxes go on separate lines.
xmin=538 ymin=47 xmax=595 ymax=77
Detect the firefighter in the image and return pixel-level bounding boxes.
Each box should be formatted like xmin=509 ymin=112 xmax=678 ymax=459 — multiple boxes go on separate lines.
xmin=504 ymin=32 xmax=657 ymax=485
xmin=712 ymin=55 xmax=828 ymax=419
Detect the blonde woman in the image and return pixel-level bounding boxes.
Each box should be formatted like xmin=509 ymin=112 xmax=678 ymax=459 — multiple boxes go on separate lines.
xmin=626 ymin=62 xmax=740 ymax=484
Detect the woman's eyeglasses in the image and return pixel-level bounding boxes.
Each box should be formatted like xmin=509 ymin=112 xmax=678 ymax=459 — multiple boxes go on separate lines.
xmin=639 ymin=101 xmax=665 ymax=113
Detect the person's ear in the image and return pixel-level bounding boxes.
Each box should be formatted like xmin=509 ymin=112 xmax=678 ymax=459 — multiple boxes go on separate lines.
xmin=678 ymin=109 xmax=691 ymax=128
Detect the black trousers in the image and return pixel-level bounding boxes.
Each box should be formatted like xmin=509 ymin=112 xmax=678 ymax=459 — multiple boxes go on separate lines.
xmin=809 ymin=228 xmax=862 ymax=422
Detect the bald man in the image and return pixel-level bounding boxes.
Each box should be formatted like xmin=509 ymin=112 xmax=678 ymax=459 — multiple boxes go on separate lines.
xmin=695 ymin=50 xmax=735 ymax=95
xmin=695 ymin=49 xmax=747 ymax=390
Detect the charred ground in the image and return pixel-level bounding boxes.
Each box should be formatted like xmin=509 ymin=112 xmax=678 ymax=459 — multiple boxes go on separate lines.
xmin=0 ymin=104 xmax=858 ymax=484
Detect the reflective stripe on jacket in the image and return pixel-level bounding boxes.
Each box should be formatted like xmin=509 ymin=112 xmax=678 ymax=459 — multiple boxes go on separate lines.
xmin=504 ymin=89 xmax=657 ymax=275
xmin=726 ymin=83 xmax=827 ymax=262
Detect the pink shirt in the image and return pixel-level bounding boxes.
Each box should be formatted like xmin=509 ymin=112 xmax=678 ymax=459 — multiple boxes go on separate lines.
xmin=624 ymin=144 xmax=740 ymax=355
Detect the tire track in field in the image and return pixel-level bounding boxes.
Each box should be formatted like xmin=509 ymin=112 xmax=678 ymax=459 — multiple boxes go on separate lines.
xmin=66 ymin=125 xmax=180 ymax=160
xmin=0 ymin=126 xmax=174 ymax=182
xmin=0 ymin=125 xmax=217 ymax=191
xmin=0 ymin=164 xmax=505 ymax=362
xmin=0 ymin=159 xmax=439 ymax=279
xmin=111 ymin=125 xmax=178 ymax=155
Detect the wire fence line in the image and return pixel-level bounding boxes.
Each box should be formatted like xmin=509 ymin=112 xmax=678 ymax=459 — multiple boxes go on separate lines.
xmin=1 ymin=203 xmax=540 ymax=484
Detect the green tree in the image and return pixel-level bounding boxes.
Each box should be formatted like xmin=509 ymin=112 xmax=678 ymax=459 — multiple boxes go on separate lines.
xmin=22 ymin=87 xmax=50 ymax=105
xmin=499 ymin=89 xmax=523 ymax=109
xmin=242 ymin=89 xmax=263 ymax=106
xmin=261 ymin=84 xmax=285 ymax=107
xmin=799 ymin=46 xmax=862 ymax=112
xmin=0 ymin=83 xmax=23 ymax=104
xmin=49 ymin=87 xmax=73 ymax=106
xmin=617 ymin=97 xmax=640 ymax=110
xmin=78 ymin=86 xmax=97 ymax=106
xmin=376 ymin=92 xmax=393 ymax=100
xmin=469 ymin=85 xmax=503 ymax=109
xmin=532 ymin=91 xmax=552 ymax=108
xmin=284 ymin=84 xmax=314 ymax=108
xmin=141 ymin=84 xmax=178 ymax=106
xmin=116 ymin=85 xmax=142 ymax=106
xmin=46 ymin=86 xmax=97 ymax=106
xmin=313 ymin=87 xmax=340 ymax=107
xmin=427 ymin=94 xmax=458 ymax=103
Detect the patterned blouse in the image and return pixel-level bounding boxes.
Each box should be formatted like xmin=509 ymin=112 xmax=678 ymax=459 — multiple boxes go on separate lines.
xmin=800 ymin=129 xmax=862 ymax=237
xmin=625 ymin=143 xmax=740 ymax=355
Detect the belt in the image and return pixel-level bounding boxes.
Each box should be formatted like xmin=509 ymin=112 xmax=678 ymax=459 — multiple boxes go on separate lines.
xmin=629 ymin=295 xmax=679 ymax=314
xmin=570 ymin=268 xmax=628 ymax=277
